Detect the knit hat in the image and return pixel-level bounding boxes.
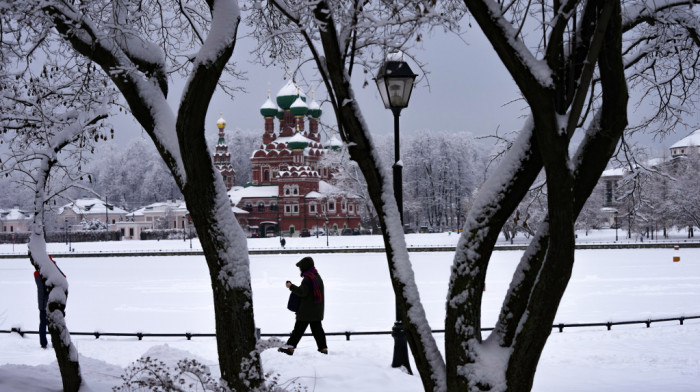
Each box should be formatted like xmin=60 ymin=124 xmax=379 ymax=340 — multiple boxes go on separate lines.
xmin=296 ymin=256 xmax=314 ymax=272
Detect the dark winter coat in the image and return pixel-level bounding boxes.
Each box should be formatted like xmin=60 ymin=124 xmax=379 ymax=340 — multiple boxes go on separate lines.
xmin=289 ymin=257 xmax=324 ymax=321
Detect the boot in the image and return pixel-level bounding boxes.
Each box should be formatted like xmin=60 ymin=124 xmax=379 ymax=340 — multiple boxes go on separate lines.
xmin=278 ymin=347 xmax=294 ymax=356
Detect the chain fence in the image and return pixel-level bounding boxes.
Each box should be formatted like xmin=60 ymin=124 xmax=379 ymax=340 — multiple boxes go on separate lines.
xmin=3 ymin=315 xmax=698 ymax=341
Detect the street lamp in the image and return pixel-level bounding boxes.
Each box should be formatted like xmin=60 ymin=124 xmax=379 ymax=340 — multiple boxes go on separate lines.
xmin=614 ymin=211 xmax=618 ymax=241
xmin=375 ymin=51 xmax=417 ymax=374
xmin=64 ymin=219 xmax=68 ymax=246
xmin=316 ymin=214 xmax=320 ymax=238
xmin=325 ymin=217 xmax=329 ymax=247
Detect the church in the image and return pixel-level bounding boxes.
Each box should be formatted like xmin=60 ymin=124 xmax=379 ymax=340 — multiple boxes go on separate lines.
xmin=220 ymin=80 xmax=361 ymax=237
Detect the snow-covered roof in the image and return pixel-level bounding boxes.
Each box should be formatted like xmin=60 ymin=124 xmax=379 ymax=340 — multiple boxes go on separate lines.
xmin=59 ymin=198 xmax=128 ymax=216
xmin=128 ymin=200 xmax=188 ymax=217
xmin=260 ymin=97 xmax=277 ymax=110
xmin=670 ymin=129 xmax=700 ymax=149
xmin=601 ymin=167 xmax=625 ymax=177
xmin=0 ymin=207 xmax=31 ymax=221
xmin=277 ymin=80 xmax=306 ymax=98
xmin=232 ymin=206 xmax=249 ymax=214
xmin=325 ymin=134 xmax=343 ymax=149
xmin=227 ymin=185 xmax=279 ymax=206
xmin=305 ymin=191 xmax=325 ymax=199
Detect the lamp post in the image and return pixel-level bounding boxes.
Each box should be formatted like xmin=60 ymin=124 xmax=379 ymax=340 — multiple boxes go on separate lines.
xmin=316 ymin=214 xmax=320 ymax=238
xmin=325 ymin=217 xmax=329 ymax=247
xmin=65 ymin=219 xmax=68 ymax=246
xmin=375 ymin=51 xmax=417 ymax=374
xmin=614 ymin=211 xmax=618 ymax=241
xmin=187 ymin=213 xmax=193 ymax=249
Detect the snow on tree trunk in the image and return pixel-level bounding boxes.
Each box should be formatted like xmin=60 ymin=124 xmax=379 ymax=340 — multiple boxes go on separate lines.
xmin=32 ymin=1 xmax=263 ymax=389
xmin=28 ymin=158 xmax=82 ymax=392
xmin=310 ymin=3 xmax=447 ymax=390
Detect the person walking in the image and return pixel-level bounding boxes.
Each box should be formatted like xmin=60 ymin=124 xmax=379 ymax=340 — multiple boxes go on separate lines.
xmin=34 ymin=255 xmax=65 ymax=349
xmin=280 ymin=237 xmax=286 ymax=249
xmin=279 ymin=256 xmax=327 ymax=355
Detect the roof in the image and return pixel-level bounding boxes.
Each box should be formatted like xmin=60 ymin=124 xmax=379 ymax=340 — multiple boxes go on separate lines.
xmin=0 ymin=207 xmax=31 ymax=221
xmin=670 ymin=129 xmax=700 ymax=149
xmin=127 ymin=200 xmax=188 ymax=217
xmin=228 ymin=185 xmax=280 ymax=206
xmin=59 ymin=198 xmax=128 ymax=216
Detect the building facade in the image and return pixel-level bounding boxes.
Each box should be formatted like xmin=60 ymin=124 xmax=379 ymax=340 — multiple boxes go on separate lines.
xmin=57 ymin=198 xmax=128 ymax=232
xmin=225 ymin=81 xmax=362 ymax=236
xmin=1 ymin=206 xmax=32 ymax=233
xmin=116 ymin=199 xmax=190 ymax=240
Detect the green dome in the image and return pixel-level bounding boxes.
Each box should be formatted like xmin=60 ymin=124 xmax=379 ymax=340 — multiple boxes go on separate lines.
xmin=276 ymin=80 xmax=306 ymax=110
xmin=308 ymin=99 xmax=322 ymax=118
xmin=290 ymin=96 xmax=308 ymax=117
xmin=287 ymin=132 xmax=310 ymax=150
xmin=325 ymin=133 xmax=343 ymax=151
xmin=260 ymin=97 xmax=278 ymax=118
xmin=276 ymin=108 xmax=284 ymax=120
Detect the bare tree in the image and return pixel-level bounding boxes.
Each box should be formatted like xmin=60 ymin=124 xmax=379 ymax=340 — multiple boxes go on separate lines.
xmin=251 ymin=0 xmax=698 ymax=391
xmin=0 ymin=50 xmax=114 ymax=390
xmin=3 ymin=1 xmax=263 ymax=390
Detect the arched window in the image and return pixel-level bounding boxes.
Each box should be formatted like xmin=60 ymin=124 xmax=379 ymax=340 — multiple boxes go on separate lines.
xmin=264 ymin=170 xmax=270 ymax=181
xmin=258 ymin=202 xmax=265 ymax=212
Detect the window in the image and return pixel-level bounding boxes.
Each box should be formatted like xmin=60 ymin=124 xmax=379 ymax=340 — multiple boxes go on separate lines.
xmin=310 ymin=204 xmax=316 ymax=213
xmin=245 ymin=202 xmax=253 ymax=212
xmin=328 ymin=200 xmax=335 ymax=212
xmin=285 ymin=188 xmax=291 ymax=195
xmin=258 ymin=202 xmax=265 ymax=212
xmin=349 ymin=204 xmax=354 ymax=214
xmin=293 ymin=205 xmax=299 ymax=213
xmin=341 ymin=200 xmax=347 ymax=212
xmin=285 ymin=205 xmax=292 ymax=214
xmin=264 ymin=170 xmax=270 ymax=181
xmin=605 ymin=181 xmax=613 ymax=204
xmin=270 ymin=203 xmax=278 ymax=212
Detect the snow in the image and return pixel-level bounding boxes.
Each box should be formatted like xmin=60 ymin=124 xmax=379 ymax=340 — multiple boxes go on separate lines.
xmin=0 ymin=207 xmax=31 ymax=221
xmin=59 ymin=198 xmax=128 ymax=216
xmin=1 ymin=232 xmax=700 ymax=391
xmin=670 ymin=129 xmax=700 ymax=149
xmin=227 ymin=185 xmax=279 ymax=206
xmin=260 ymin=97 xmax=277 ymax=110
xmin=277 ymin=80 xmax=305 ymax=98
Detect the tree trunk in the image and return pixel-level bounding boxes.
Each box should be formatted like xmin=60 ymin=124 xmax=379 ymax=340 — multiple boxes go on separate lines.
xmin=28 ymin=158 xmax=82 ymax=392
xmin=311 ymin=2 xmax=446 ymax=390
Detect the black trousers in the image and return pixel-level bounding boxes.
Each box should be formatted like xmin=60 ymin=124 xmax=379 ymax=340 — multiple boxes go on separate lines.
xmin=286 ymin=320 xmax=327 ymax=350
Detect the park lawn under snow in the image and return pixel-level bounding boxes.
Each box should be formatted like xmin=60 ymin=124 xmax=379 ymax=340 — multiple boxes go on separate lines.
xmin=1 ymin=234 xmax=699 ymax=391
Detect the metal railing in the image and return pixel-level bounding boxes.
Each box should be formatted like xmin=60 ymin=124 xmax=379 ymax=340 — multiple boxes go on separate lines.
xmin=3 ymin=315 xmax=698 ymax=341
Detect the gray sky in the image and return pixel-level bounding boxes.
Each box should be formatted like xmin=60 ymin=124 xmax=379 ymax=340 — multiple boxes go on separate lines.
xmin=111 ymin=25 xmax=699 ymax=156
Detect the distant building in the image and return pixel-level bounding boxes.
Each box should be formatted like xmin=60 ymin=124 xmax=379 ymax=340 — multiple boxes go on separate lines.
xmin=670 ymin=129 xmax=700 ymax=158
xmin=213 ymin=115 xmax=236 ymax=191
xmin=225 ymin=80 xmax=362 ymax=236
xmin=597 ymin=129 xmax=699 ymax=227
xmin=116 ymin=199 xmax=189 ymax=240
xmin=57 ymin=198 xmax=128 ymax=232
xmin=1 ymin=206 xmax=32 ymax=233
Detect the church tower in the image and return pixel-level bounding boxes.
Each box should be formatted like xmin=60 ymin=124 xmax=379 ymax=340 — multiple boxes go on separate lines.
xmin=213 ymin=114 xmax=236 ymax=191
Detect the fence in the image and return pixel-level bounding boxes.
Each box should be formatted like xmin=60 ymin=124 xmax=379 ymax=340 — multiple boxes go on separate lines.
xmin=3 ymin=315 xmax=698 ymax=341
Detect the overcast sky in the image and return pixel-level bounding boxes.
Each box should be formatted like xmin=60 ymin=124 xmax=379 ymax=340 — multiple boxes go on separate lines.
xmin=110 ymin=23 xmax=699 ymax=156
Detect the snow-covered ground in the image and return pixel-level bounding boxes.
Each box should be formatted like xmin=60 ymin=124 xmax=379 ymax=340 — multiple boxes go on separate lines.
xmin=1 ymin=234 xmax=699 ymax=391
xmin=1 ymin=228 xmax=697 ymax=257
